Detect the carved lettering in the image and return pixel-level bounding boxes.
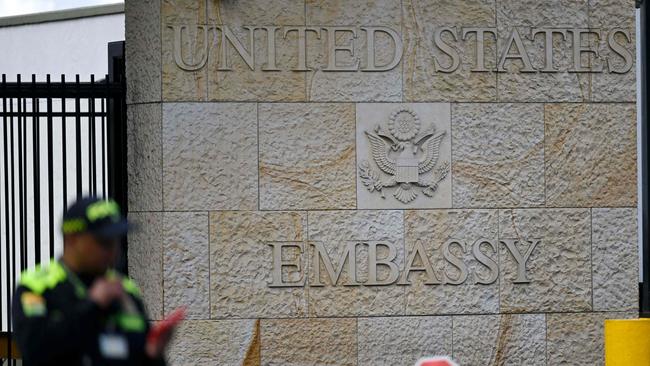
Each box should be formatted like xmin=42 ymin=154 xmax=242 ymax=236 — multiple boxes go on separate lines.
xmin=398 ymin=239 xmax=440 ymax=285
xmin=501 ymin=239 xmax=540 ymax=284
xmin=532 ymin=28 xmax=567 ymax=73
xmin=433 ymin=26 xmax=460 ymax=73
xmin=366 ymin=242 xmax=400 ymax=285
xmin=310 ymin=241 xmax=360 ymax=286
xmin=170 ymin=25 xmax=211 ymax=71
xmin=267 ymin=239 xmax=540 ymax=288
xmin=568 ymin=28 xmax=604 ymax=73
xmin=361 ymin=26 xmax=403 ymax=71
xmin=217 ymin=25 xmax=256 ymax=71
xmin=323 ymin=27 xmax=360 ymax=71
xmin=472 ymin=239 xmax=499 ymax=285
xmin=498 ymin=28 xmax=535 ymax=73
xmin=268 ymin=243 xmax=306 ymax=288
xmin=168 ymin=24 xmax=632 ymax=74
xmin=607 ymin=29 xmax=634 ymax=74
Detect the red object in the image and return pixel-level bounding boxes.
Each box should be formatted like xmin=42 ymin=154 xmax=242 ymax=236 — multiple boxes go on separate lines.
xmin=146 ymin=307 xmax=185 ymax=345
xmin=415 ymin=357 xmax=458 ymax=366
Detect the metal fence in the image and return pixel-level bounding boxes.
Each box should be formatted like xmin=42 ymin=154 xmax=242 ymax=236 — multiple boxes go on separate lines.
xmin=0 ymin=41 xmax=126 ymax=363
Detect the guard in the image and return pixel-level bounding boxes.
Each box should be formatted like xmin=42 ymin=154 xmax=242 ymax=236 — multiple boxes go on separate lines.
xmin=12 ymin=197 xmax=173 ymax=365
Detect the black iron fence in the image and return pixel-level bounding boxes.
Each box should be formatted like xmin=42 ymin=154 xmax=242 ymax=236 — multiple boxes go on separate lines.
xmin=0 ymin=41 xmax=127 ymax=363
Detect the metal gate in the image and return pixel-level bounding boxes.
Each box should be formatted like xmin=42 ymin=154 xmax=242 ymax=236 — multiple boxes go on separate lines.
xmin=0 ymin=41 xmax=127 ymax=363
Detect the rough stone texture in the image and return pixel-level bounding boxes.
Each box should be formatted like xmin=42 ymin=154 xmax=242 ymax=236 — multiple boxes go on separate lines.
xmin=126 ymin=0 xmax=161 ymax=104
xmin=358 ymin=316 xmax=452 ymax=366
xmin=127 ymin=103 xmax=162 ymax=212
xmin=167 ymin=319 xmax=260 ymax=366
xmin=305 ymin=2 xmax=402 ymax=101
xmin=547 ymin=312 xmax=636 ymax=365
xmin=402 ymin=0 xmax=497 ymax=102
xmin=592 ymin=208 xmax=639 ymax=312
xmin=261 ymin=318 xmax=356 ymax=366
xmin=127 ymin=212 xmax=163 ymax=320
xmin=404 ymin=210 xmax=500 ymax=315
xmin=161 ymin=0 xmax=208 ymax=101
xmin=356 ymin=103 xmax=452 ymax=209
xmin=498 ymin=0 xmax=589 ymax=27
xmin=589 ymin=0 xmax=636 ymax=28
xmin=307 ymin=210 xmax=404 ymax=317
xmin=499 ymin=209 xmax=592 ymax=313
xmin=206 ymin=0 xmax=306 ymax=101
xmin=545 ymin=104 xmax=637 ymax=207
xmin=496 ymin=1 xmax=591 ymax=102
xmin=162 ymin=103 xmax=257 ymax=210
xmin=163 ymin=212 xmax=210 ymax=319
xmin=210 ymin=211 xmax=308 ymax=318
xmin=453 ymin=314 xmax=546 ymax=366
xmin=589 ymin=29 xmax=636 ymax=102
xmin=452 ymin=103 xmax=544 ymax=208
xmin=259 ymin=103 xmax=356 ymax=210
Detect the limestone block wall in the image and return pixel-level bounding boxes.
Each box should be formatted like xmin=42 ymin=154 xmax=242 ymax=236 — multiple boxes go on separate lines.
xmin=125 ymin=0 xmax=639 ymax=365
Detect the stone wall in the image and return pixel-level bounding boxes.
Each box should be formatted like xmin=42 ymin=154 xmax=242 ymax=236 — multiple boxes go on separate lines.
xmin=125 ymin=0 xmax=639 ymax=365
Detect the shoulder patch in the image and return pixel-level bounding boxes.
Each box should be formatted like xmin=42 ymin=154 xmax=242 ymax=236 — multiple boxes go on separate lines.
xmin=21 ymin=292 xmax=47 ymax=317
xmin=19 ymin=260 xmax=67 ymax=295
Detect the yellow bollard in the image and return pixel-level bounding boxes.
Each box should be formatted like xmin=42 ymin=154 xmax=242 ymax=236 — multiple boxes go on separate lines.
xmin=604 ymin=318 xmax=650 ymax=366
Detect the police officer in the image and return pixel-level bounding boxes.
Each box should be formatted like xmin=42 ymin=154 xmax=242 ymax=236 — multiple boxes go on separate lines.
xmin=12 ymin=197 xmax=173 ymax=365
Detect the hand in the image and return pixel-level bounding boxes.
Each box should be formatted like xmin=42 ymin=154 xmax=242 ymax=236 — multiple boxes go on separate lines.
xmin=145 ymin=324 xmax=175 ymax=359
xmin=146 ymin=307 xmax=185 ymax=359
xmin=88 ymin=277 xmax=124 ymax=309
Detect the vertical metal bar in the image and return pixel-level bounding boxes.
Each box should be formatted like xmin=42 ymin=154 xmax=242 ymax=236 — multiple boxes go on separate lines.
xmin=61 ymin=75 xmax=67 ymax=212
xmin=32 ymin=74 xmax=40 ymax=266
xmin=46 ymin=75 xmax=54 ymax=259
xmin=8 ymin=77 xmax=15 ymax=363
xmin=90 ymin=75 xmax=96 ymax=196
xmin=22 ymin=91 xmax=28 ymax=271
xmin=75 ymin=75 xmax=82 ymax=198
xmin=101 ymin=94 xmax=106 ymax=197
xmin=2 ymin=75 xmax=11 ymax=343
xmin=641 ymin=0 xmax=650 ymax=318
xmin=16 ymin=76 xmax=25 ymax=272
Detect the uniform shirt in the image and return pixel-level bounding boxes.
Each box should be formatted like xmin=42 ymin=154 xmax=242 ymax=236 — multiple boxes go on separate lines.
xmin=12 ymin=260 xmax=166 ymax=366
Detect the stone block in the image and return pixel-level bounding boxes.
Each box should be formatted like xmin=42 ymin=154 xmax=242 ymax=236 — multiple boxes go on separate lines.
xmin=356 ymin=103 xmax=451 ymax=209
xmin=590 ymin=29 xmax=636 ymax=102
xmin=127 ymin=212 xmax=163 ymax=320
xmin=496 ymin=1 xmax=590 ymax=102
xmin=260 ymin=318 xmax=356 ymax=366
xmin=162 ymin=102 xmax=258 ymax=210
xmin=358 ymin=316 xmax=452 ymax=366
xmin=453 ymin=314 xmax=546 ymax=365
xmin=304 ymin=2 xmax=402 ymax=101
xmin=499 ymin=209 xmax=592 ymax=312
xmin=307 ymin=210 xmax=404 ymax=317
xmin=259 ymin=103 xmax=356 ymax=210
xmin=404 ymin=210 xmax=500 ymax=315
xmin=163 ymin=211 xmax=210 ymax=319
xmin=452 ymin=103 xmax=544 ymax=208
xmin=210 ymin=211 xmax=308 ymax=318
xmin=206 ymin=0 xmax=306 ymax=101
xmin=545 ymin=103 xmax=636 ymax=207
xmin=547 ymin=312 xmax=636 ymax=365
xmin=161 ymin=0 xmax=208 ymax=101
xmin=167 ymin=319 xmax=260 ymax=366
xmin=126 ymin=0 xmax=161 ymax=104
xmin=592 ymin=208 xmax=639 ymax=311
xmin=127 ymin=103 xmax=162 ymax=211
xmin=402 ymin=0 xmax=498 ymax=102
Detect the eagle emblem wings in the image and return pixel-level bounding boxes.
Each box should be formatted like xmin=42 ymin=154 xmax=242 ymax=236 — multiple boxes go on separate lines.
xmin=358 ymin=108 xmax=450 ymax=204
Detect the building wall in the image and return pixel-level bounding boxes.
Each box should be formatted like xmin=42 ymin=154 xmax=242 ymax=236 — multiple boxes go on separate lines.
xmin=125 ymin=0 xmax=639 ymax=364
xmin=0 ymin=13 xmax=124 ymax=81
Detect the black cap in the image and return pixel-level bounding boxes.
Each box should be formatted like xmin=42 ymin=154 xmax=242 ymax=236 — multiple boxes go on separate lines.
xmin=62 ymin=197 xmax=129 ymax=239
